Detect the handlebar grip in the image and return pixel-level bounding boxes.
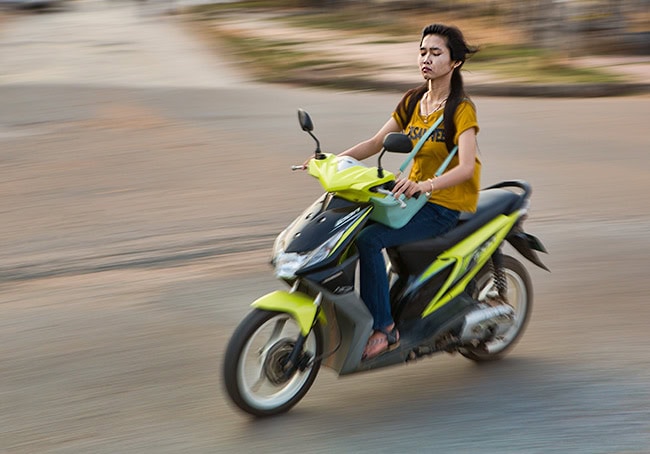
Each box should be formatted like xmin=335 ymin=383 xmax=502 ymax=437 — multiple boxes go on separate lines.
xmin=383 ymin=180 xmax=396 ymax=191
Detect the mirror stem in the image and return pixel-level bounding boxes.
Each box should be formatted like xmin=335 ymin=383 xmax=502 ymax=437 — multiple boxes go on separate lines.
xmin=377 ymin=148 xmax=387 ymax=178
xmin=309 ymin=131 xmax=324 ymax=159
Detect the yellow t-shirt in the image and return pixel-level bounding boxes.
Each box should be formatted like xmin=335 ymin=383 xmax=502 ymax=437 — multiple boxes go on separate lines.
xmin=391 ymin=99 xmax=481 ymax=212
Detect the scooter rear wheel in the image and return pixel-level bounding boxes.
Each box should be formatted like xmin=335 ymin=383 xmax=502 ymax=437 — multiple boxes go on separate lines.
xmin=460 ymin=255 xmax=533 ymax=362
xmin=223 ymin=309 xmax=322 ymax=417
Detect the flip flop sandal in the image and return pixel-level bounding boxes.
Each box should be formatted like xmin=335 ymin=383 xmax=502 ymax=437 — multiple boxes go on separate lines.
xmin=363 ymin=326 xmax=400 ymax=360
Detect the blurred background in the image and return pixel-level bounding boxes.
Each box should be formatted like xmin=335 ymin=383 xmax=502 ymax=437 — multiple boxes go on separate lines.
xmin=178 ymin=0 xmax=650 ymax=92
xmin=1 ymin=1 xmax=649 ymax=453
xmin=198 ymin=0 xmax=650 ymax=46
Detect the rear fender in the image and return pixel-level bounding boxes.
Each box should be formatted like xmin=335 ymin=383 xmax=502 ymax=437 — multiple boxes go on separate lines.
xmin=251 ymin=290 xmax=324 ymax=335
xmin=506 ymin=230 xmax=549 ymax=271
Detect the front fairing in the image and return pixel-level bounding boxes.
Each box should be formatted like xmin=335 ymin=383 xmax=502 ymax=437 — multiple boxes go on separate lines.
xmin=272 ymin=153 xmax=397 ymax=279
xmin=308 ymin=153 xmax=395 ymax=202
xmin=273 ymin=193 xmax=372 ymax=276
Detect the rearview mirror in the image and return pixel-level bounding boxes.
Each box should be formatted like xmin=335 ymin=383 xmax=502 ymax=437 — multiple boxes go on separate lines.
xmin=383 ymin=132 xmax=413 ymax=154
xmin=376 ymin=133 xmax=413 ymax=178
xmin=298 ymin=109 xmax=314 ymax=132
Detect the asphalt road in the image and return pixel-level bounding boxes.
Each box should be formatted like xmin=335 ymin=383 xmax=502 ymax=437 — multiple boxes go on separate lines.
xmin=2 ymin=3 xmax=650 ymax=454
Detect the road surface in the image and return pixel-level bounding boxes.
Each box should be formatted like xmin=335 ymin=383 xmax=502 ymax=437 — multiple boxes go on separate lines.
xmin=1 ymin=3 xmax=650 ymax=453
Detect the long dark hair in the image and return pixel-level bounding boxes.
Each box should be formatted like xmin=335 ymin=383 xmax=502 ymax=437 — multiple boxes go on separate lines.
xmin=398 ymin=24 xmax=477 ymax=151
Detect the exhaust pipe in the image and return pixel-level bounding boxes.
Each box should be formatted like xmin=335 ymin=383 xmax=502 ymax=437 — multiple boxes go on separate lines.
xmin=459 ymin=304 xmax=514 ymax=343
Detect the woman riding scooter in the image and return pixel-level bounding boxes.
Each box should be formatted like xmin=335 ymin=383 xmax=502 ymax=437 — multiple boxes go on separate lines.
xmin=307 ymin=24 xmax=480 ymax=359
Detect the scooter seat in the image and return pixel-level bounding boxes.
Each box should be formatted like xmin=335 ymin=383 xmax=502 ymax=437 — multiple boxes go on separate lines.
xmin=387 ymin=188 xmax=523 ymax=274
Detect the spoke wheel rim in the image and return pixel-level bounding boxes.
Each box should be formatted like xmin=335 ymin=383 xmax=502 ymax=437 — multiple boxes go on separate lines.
xmin=237 ymin=314 xmax=317 ymax=411
xmin=476 ymin=268 xmax=528 ymax=354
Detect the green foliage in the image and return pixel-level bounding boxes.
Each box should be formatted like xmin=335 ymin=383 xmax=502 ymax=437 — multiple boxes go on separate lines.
xmin=467 ymin=44 xmax=622 ymax=83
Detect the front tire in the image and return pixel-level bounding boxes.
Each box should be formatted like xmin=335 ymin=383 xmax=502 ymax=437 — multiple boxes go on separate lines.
xmin=460 ymin=255 xmax=533 ymax=362
xmin=223 ymin=309 xmax=322 ymax=417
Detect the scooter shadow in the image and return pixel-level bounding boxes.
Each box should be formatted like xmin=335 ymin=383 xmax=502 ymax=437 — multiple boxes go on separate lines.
xmin=242 ymin=355 xmax=549 ymax=426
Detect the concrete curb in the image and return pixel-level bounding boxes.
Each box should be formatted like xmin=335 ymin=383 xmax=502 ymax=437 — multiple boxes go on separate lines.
xmin=466 ymin=82 xmax=650 ymax=98
xmin=277 ymin=74 xmax=650 ymax=97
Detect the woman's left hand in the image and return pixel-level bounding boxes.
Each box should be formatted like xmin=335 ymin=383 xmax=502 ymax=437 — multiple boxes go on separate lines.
xmin=392 ymin=178 xmax=425 ymax=199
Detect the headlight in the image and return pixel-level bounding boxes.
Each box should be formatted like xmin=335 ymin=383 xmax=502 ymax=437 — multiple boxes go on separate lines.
xmin=274 ymin=252 xmax=309 ymax=279
xmin=273 ymin=229 xmax=346 ymax=279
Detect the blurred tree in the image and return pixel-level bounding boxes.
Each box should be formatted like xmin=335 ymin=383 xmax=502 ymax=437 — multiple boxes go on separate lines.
xmin=499 ymin=0 xmax=646 ymax=55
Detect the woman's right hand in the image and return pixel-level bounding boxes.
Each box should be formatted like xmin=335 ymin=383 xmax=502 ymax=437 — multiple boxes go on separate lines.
xmin=392 ymin=177 xmax=428 ymax=199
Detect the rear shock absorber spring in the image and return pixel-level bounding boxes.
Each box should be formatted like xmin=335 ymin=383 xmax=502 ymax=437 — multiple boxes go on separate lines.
xmin=491 ymin=248 xmax=508 ymax=302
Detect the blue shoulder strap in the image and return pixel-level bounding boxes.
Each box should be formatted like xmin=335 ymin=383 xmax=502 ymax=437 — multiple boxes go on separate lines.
xmin=435 ymin=145 xmax=458 ymax=177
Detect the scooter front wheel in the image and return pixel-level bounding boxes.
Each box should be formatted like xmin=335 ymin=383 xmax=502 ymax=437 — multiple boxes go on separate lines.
xmin=223 ymin=309 xmax=322 ymax=417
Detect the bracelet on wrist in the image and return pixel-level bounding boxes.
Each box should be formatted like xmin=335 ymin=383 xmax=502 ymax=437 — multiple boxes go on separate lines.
xmin=428 ymin=177 xmax=436 ymax=193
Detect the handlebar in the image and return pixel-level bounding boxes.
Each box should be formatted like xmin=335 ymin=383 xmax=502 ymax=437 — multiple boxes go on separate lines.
xmin=372 ymin=180 xmax=421 ymax=199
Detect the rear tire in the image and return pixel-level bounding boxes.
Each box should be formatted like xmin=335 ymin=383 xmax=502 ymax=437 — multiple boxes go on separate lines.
xmin=459 ymin=255 xmax=533 ymax=362
xmin=223 ymin=309 xmax=322 ymax=417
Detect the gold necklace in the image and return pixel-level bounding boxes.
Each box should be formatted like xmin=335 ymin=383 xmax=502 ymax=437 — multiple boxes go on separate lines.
xmin=422 ymin=93 xmax=447 ymax=123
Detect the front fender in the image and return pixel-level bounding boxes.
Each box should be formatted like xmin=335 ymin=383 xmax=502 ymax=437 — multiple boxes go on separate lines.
xmin=251 ymin=290 xmax=324 ymax=335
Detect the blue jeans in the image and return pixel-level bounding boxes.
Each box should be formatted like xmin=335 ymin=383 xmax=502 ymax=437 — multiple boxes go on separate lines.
xmin=356 ymin=202 xmax=460 ymax=330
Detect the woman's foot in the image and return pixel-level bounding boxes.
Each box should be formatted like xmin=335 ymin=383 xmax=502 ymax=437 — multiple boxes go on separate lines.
xmin=362 ymin=324 xmax=400 ymax=360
